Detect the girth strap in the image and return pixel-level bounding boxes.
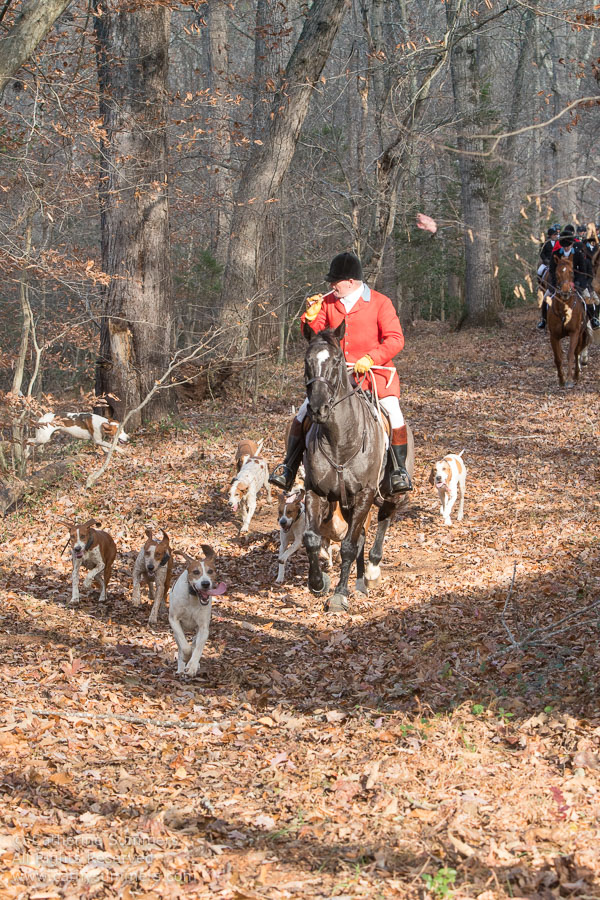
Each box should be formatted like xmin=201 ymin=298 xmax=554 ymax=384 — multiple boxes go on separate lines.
xmin=313 ymin=426 xmax=365 ymax=508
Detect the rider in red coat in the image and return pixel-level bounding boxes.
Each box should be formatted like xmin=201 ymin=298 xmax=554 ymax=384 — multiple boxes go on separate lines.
xmin=269 ymin=251 xmax=412 ymax=494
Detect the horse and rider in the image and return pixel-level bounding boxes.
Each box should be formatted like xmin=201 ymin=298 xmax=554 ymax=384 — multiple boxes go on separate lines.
xmin=537 ymin=223 xmax=600 ymax=332
xmin=268 ymin=250 xmax=414 ymax=612
xmin=269 ymin=251 xmax=412 ymax=496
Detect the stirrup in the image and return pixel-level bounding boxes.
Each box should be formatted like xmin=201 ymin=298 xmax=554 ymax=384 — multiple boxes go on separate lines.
xmin=268 ymin=463 xmax=294 ymax=491
xmin=536 ymin=319 xmax=546 ymax=331
xmin=389 ymin=468 xmax=413 ymax=494
xmin=591 ymin=317 xmax=600 ymax=330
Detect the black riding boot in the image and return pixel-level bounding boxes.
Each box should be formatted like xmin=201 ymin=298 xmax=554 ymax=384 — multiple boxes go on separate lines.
xmin=587 ymin=303 xmax=600 ymax=329
xmin=537 ymin=301 xmax=548 ymax=331
xmin=268 ymin=419 xmax=304 ymax=491
xmin=389 ymin=426 xmax=412 ymax=494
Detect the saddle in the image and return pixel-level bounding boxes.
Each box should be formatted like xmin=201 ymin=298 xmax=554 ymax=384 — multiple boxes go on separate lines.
xmin=299 ymin=394 xmax=391 ymax=444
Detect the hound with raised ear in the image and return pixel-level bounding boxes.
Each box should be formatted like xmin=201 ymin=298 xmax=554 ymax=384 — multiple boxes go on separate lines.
xmin=59 ymin=519 xmax=117 ymax=603
xmin=132 ymin=528 xmax=173 ymax=624
xmin=168 ymin=546 xmax=227 ymax=677
xmin=429 ymin=451 xmax=467 ymax=526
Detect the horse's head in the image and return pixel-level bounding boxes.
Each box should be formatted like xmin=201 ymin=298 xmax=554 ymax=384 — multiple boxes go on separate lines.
xmin=303 ymin=319 xmax=346 ymax=423
xmin=554 ymin=253 xmax=574 ymax=294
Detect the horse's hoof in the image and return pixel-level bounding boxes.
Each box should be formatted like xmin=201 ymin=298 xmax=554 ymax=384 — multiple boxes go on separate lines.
xmin=325 ymin=593 xmax=349 ymax=613
xmin=364 ymin=561 xmax=381 ymax=589
xmin=355 ymin=577 xmax=369 ymax=596
xmin=310 ymin=572 xmax=330 ymax=597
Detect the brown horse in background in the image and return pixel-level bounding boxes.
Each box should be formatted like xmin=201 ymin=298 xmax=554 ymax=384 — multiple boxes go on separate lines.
xmin=547 ymin=254 xmax=590 ymax=388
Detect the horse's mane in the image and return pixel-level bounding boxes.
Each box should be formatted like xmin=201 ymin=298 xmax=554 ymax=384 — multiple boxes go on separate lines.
xmin=310 ymin=328 xmax=342 ymax=349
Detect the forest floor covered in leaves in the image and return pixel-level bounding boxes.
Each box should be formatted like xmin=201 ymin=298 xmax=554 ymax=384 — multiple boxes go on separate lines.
xmin=1 ymin=307 xmax=600 ymax=899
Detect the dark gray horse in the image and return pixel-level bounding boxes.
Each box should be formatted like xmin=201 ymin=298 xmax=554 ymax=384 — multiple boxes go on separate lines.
xmin=301 ymin=320 xmax=414 ymax=612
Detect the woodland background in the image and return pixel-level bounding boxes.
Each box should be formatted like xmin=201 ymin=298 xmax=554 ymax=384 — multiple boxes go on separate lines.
xmin=0 ymin=0 xmax=599 ymax=432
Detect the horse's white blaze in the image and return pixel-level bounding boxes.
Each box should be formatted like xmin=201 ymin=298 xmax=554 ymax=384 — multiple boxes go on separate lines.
xmin=365 ymin=561 xmax=380 ymax=581
xmin=315 ymin=349 xmax=330 ymax=368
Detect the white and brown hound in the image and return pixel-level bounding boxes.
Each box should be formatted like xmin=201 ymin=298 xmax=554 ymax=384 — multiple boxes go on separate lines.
xmin=60 ymin=519 xmax=117 ymax=604
xmin=228 ymin=447 xmax=271 ymax=533
xmin=31 ymin=412 xmax=129 ymax=452
xmin=132 ymin=528 xmax=173 ymax=624
xmin=275 ymin=491 xmax=355 ymax=585
xmin=429 ymin=451 xmax=467 ymax=526
xmin=168 ymin=547 xmax=226 ymax=677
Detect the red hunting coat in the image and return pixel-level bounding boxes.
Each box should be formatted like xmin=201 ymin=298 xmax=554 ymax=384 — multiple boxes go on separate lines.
xmin=301 ymin=285 xmax=404 ymax=399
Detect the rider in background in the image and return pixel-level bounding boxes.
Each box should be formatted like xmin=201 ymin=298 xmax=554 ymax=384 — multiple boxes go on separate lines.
xmin=579 ymin=225 xmax=600 ymax=329
xmin=537 ymin=223 xmax=560 ymax=331
xmin=268 ymin=251 xmax=412 ymax=495
xmin=547 ymin=227 xmax=598 ymax=325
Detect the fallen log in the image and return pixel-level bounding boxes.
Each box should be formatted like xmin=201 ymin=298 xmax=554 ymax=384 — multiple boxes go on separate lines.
xmin=0 ymin=456 xmax=77 ymax=516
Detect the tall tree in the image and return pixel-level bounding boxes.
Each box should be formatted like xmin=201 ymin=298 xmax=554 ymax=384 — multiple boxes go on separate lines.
xmin=217 ymin=0 xmax=348 ymax=356
xmin=94 ymin=1 xmax=174 ymax=424
xmin=446 ymin=0 xmax=502 ymax=327
xmin=205 ymin=0 xmax=232 ymax=266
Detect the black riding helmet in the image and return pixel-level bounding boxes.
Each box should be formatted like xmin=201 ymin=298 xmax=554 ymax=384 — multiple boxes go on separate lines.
xmin=325 ymin=252 xmax=363 ymax=283
xmin=558 ymin=229 xmax=574 ymax=248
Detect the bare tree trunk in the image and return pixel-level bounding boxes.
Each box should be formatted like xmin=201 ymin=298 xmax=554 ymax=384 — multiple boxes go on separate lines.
xmin=250 ymin=0 xmax=287 ymax=357
xmin=0 ymin=0 xmax=72 ymax=96
xmin=93 ymin=2 xmax=174 ymax=425
xmin=12 ymin=224 xmax=32 ymax=395
xmin=206 ymin=0 xmax=232 ymax=266
xmin=217 ymin=0 xmax=348 ymax=356
xmin=447 ymin=0 xmax=502 ymax=328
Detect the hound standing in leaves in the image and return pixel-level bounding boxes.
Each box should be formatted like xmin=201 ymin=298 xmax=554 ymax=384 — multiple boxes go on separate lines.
xmin=132 ymin=528 xmax=173 ymax=624
xmin=429 ymin=451 xmax=467 ymax=526
xmin=168 ymin=547 xmax=227 ymax=677
xmin=228 ymin=445 xmax=271 ymax=533
xmin=60 ymin=519 xmax=117 ymax=603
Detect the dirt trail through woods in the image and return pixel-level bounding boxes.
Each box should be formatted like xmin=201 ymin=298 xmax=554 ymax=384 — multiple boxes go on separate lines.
xmin=1 ymin=308 xmax=599 ymax=898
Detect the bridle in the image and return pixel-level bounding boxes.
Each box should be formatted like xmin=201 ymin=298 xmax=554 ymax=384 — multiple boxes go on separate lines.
xmin=305 ymin=345 xmax=354 ymax=410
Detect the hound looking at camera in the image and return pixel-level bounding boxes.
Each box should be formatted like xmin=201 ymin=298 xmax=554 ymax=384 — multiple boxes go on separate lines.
xmin=60 ymin=519 xmax=117 ymax=604
xmin=168 ymin=547 xmax=227 ymax=677
xmin=429 ymin=451 xmax=467 ymax=526
xmin=132 ymin=528 xmax=173 ymax=624
xmin=31 ymin=412 xmax=129 ymax=452
xmin=228 ymin=449 xmax=271 ymax=533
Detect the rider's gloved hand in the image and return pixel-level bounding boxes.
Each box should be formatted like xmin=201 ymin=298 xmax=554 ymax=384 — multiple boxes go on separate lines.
xmin=354 ymin=354 xmax=374 ymax=375
xmin=304 ymin=293 xmax=324 ymax=322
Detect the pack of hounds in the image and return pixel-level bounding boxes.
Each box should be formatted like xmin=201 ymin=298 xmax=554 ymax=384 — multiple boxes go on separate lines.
xmin=38 ymin=411 xmax=467 ymax=676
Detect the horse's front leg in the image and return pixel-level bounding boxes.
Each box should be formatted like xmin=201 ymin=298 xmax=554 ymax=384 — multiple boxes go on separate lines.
xmin=549 ymin=331 xmax=564 ymax=387
xmin=365 ymin=500 xmax=396 ymax=588
xmin=355 ymin=529 xmax=368 ymax=596
xmin=303 ymin=491 xmax=329 ymax=597
xmin=327 ymin=491 xmax=374 ymax=613
xmin=566 ymin=330 xmax=578 ymax=387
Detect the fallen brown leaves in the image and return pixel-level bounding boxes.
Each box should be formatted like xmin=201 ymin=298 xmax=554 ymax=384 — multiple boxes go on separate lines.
xmin=1 ymin=308 xmax=599 ymax=898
